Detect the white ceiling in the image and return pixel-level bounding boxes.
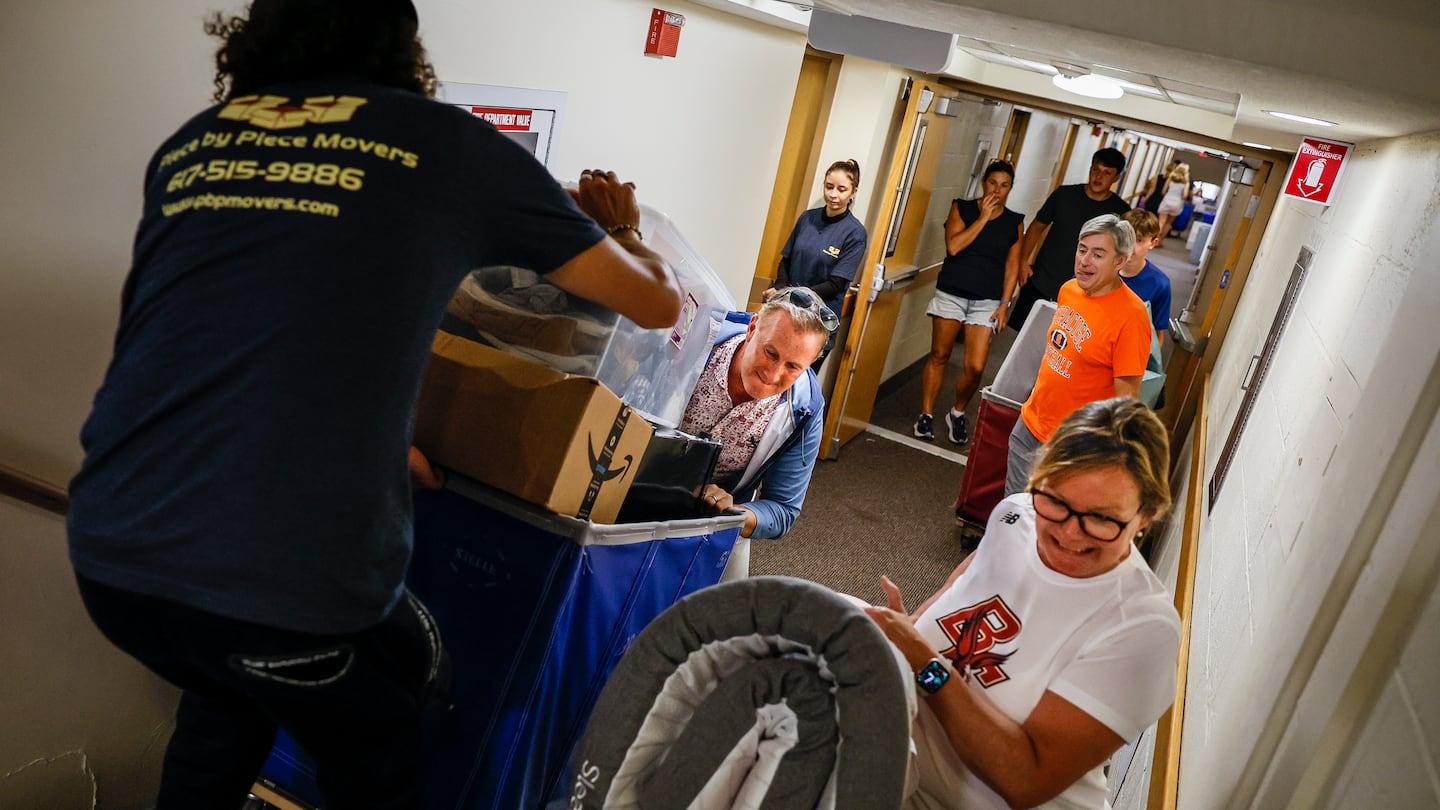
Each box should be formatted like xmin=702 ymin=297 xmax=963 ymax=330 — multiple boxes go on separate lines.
xmin=800 ymin=0 xmax=1440 ymax=152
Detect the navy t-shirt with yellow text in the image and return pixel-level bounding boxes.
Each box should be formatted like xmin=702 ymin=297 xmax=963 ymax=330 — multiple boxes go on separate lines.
xmin=68 ymin=79 xmax=606 ymax=634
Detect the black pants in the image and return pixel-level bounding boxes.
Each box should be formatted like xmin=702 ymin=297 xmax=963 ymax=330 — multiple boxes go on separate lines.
xmin=76 ymin=576 xmax=446 ymax=810
xmin=1008 ymin=281 xmax=1051 ymax=333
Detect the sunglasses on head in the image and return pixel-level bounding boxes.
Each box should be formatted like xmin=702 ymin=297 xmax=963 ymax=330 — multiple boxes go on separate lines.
xmin=773 ymin=287 xmax=839 ymax=332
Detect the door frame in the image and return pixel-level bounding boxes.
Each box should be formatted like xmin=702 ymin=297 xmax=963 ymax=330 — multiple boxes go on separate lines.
xmin=820 ymin=76 xmax=951 ymax=457
xmin=747 ymin=47 xmax=844 ymax=309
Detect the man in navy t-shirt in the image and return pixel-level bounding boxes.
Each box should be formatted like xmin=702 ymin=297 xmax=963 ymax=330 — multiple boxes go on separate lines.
xmin=65 ymin=2 xmax=680 ymax=807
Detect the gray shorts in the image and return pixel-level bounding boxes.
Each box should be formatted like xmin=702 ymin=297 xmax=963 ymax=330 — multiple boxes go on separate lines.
xmin=1005 ymin=417 xmax=1044 ymax=497
xmin=927 ymin=289 xmax=1000 ymax=327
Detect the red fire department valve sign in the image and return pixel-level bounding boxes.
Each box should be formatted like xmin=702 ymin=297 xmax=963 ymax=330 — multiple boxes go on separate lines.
xmin=646 ymin=8 xmax=684 ymax=57
xmin=468 ymin=106 xmax=533 ymax=131
xmin=1282 ymin=136 xmax=1355 ymax=206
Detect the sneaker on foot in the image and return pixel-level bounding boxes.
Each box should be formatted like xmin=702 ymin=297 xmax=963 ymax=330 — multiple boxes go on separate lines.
xmin=945 ymin=411 xmax=969 ymax=445
xmin=913 ymin=413 xmax=934 ymax=440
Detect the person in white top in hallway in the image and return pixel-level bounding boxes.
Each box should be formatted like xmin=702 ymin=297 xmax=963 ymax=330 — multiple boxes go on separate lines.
xmin=1154 ymin=162 xmax=1192 ymax=239
xmin=866 ymin=398 xmax=1181 ymax=809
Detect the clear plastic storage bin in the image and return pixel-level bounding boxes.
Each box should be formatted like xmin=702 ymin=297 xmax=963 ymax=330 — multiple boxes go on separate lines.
xmin=440 ymin=203 xmax=736 ymax=428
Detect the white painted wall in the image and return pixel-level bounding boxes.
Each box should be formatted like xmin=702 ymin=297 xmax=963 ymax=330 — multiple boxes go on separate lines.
xmin=1179 ymin=130 xmax=1440 ymax=807
xmin=422 ymin=0 xmax=805 ymax=305
xmin=1060 ymin=126 xmax=1105 ymax=187
xmin=1327 ymin=568 xmax=1440 ymax=809
xmin=1007 ymin=109 xmax=1071 ymax=220
xmin=0 ymin=501 xmax=176 ymax=808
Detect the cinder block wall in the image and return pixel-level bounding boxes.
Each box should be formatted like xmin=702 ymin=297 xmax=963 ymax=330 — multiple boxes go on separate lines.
xmin=1181 ymin=129 xmax=1440 ymax=808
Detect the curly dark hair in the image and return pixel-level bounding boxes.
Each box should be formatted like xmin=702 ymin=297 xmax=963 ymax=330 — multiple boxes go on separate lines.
xmin=204 ymin=0 xmax=438 ymax=103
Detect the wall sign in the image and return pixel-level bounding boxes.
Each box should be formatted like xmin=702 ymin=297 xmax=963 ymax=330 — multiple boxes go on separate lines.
xmin=436 ymin=82 xmax=566 ymax=168
xmin=1282 ymin=137 xmax=1354 ymax=206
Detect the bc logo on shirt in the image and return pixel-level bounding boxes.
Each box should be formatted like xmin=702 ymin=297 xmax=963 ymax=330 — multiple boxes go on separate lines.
xmin=935 ymin=595 xmax=1021 ymax=687
xmin=824 ymin=245 xmax=841 ymax=258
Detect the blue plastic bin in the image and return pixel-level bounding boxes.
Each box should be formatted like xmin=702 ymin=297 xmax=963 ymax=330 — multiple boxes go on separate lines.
xmin=260 ymin=477 xmax=743 ymax=809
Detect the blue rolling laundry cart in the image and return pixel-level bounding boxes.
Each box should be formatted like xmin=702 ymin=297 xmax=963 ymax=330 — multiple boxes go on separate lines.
xmin=258 ymin=477 xmax=743 ymax=809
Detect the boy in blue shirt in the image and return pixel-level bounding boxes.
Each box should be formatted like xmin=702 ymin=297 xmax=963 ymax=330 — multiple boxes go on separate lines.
xmin=1119 ymin=209 xmax=1172 ymax=347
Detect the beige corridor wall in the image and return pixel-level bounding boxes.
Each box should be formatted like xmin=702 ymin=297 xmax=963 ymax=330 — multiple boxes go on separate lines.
xmin=420 ymin=0 xmax=806 ymax=306
xmin=804 ymin=56 xmax=906 ymax=234
xmin=1180 ymin=130 xmax=1440 ymax=807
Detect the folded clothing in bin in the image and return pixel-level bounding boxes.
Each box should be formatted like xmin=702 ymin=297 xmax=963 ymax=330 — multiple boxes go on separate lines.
xmin=444 ymin=266 xmax=616 ymax=361
xmin=435 ymin=202 xmax=736 ymax=428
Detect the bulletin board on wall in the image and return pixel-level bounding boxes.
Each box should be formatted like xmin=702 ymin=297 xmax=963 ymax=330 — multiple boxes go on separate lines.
xmin=437 ymin=82 xmax=567 ymax=168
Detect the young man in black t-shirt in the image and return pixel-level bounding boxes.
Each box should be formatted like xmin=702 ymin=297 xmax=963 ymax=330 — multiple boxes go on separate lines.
xmin=1009 ymin=148 xmax=1130 ymax=330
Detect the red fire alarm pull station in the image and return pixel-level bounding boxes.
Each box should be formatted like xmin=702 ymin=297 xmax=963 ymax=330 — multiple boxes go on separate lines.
xmin=645 ymin=8 xmax=684 ymax=57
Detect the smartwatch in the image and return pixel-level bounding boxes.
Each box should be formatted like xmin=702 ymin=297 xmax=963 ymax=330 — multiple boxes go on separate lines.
xmin=915 ymin=658 xmax=951 ymax=695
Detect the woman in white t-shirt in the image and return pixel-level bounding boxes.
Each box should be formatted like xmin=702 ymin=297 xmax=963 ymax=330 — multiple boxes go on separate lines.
xmin=1155 ymin=162 xmax=1192 ymax=239
xmin=866 ymin=398 xmax=1181 ymax=809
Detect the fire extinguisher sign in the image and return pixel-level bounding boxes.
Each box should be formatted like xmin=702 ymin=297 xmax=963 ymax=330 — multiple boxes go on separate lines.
xmin=1282 ymin=137 xmax=1355 ymax=206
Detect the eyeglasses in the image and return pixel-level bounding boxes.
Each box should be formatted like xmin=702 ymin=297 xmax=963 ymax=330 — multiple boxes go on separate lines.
xmin=773 ymin=287 xmax=839 ymax=332
xmin=1029 ymin=488 xmax=1138 ymax=542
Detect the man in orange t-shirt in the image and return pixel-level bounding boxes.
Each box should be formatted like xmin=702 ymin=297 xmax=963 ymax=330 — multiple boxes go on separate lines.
xmin=1005 ymin=214 xmax=1153 ymax=496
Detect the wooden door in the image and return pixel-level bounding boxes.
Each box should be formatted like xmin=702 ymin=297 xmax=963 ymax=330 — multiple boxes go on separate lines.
xmin=820 ymin=78 xmax=952 ymax=458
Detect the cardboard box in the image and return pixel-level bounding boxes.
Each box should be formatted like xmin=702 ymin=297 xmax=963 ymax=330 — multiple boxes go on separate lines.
xmin=414 ymin=332 xmax=653 ymax=523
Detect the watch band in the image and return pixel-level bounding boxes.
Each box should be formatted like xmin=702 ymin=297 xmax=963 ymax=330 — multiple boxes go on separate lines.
xmin=915 ymin=657 xmax=951 ymax=695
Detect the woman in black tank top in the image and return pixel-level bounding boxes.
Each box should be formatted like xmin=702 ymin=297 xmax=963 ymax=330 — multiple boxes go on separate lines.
xmin=913 ymin=161 xmax=1024 ymax=445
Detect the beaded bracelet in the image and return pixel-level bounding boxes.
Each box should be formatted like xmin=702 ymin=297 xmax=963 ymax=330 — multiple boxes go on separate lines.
xmin=606 ymin=223 xmax=643 ymax=241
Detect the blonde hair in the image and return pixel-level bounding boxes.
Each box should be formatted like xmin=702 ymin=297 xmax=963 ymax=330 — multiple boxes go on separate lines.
xmin=758 ymin=288 xmax=834 ymax=341
xmin=1122 ymin=208 xmax=1161 ymax=241
xmin=1029 ymin=398 xmax=1171 ymax=520
xmin=1167 ymin=162 xmax=1191 ymax=184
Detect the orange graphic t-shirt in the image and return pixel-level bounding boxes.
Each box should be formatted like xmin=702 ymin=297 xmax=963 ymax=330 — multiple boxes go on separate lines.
xmin=1021 ymin=280 xmax=1152 ymax=442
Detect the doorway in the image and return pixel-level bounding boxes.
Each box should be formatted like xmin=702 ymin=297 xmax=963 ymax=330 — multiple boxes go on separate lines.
xmin=818 ymin=77 xmax=955 ymax=458
xmin=747 ymin=47 xmax=842 ymax=310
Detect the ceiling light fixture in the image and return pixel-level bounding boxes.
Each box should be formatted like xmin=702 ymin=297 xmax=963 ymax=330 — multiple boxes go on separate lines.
xmin=1263 ymin=110 xmax=1335 ymax=127
xmin=1242 ymin=141 xmax=1274 ymax=150
xmin=1052 ymin=73 xmax=1123 ymax=100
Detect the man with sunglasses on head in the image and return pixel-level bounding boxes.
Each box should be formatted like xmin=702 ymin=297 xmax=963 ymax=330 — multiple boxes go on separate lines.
xmin=681 ymin=288 xmax=833 ymax=580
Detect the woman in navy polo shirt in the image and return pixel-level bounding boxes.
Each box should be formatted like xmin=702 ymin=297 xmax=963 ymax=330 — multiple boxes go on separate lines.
xmin=764 ymin=159 xmax=867 ymax=316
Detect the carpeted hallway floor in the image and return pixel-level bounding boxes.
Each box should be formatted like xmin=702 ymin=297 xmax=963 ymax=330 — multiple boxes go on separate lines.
xmin=749 ymin=429 xmax=970 ymax=606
